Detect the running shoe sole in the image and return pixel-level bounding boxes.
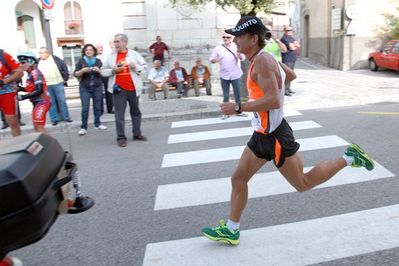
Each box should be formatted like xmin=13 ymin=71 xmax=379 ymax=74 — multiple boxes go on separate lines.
xmin=202 ymin=232 xmax=239 ymax=245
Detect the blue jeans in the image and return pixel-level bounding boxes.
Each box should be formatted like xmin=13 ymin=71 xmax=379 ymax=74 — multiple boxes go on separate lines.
xmin=79 ymin=84 xmax=103 ymax=129
xmin=47 ymin=82 xmax=70 ymax=122
xmin=220 ymin=78 xmax=241 ymax=103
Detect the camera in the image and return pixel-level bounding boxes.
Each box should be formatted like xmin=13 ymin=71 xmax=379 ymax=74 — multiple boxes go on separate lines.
xmin=265 ymin=31 xmax=272 ymax=39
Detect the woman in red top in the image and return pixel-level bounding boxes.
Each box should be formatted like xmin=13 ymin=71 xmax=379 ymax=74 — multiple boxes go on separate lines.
xmin=17 ymin=51 xmax=51 ymax=133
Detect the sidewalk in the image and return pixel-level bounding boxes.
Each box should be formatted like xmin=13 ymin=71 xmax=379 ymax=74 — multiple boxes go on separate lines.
xmin=2 ymin=58 xmax=398 ymax=136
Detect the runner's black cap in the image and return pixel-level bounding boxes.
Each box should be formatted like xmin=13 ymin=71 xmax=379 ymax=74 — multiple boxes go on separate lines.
xmin=225 ymin=16 xmax=267 ymax=36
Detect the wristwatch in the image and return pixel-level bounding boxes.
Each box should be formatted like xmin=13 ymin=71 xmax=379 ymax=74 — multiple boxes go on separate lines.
xmin=234 ymin=102 xmax=241 ymax=114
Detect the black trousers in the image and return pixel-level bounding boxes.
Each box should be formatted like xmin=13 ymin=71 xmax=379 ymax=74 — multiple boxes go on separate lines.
xmin=100 ymin=77 xmax=113 ymax=113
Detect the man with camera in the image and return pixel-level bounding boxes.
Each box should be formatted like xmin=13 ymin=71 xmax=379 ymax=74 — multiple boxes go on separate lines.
xmin=101 ymin=33 xmax=148 ymax=147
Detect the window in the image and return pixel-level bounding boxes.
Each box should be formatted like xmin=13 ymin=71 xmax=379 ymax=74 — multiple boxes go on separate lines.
xmin=64 ymin=1 xmax=84 ymax=35
xmin=393 ymin=43 xmax=399 ymax=54
xmin=383 ymin=42 xmax=394 ymax=54
xmin=62 ymin=45 xmax=82 ymax=76
xmin=16 ymin=15 xmax=37 ymax=49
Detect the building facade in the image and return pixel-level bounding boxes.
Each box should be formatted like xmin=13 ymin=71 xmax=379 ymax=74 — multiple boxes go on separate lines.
xmin=0 ymin=0 xmax=242 ymax=73
xmin=293 ymin=0 xmax=399 ymax=70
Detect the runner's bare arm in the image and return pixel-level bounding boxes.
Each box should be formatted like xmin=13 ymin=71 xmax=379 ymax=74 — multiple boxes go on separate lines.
xmin=279 ymin=62 xmax=296 ymax=85
xmin=241 ymin=55 xmax=281 ymax=112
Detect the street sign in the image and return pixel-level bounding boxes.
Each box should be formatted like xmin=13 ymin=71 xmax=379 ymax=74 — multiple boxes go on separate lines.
xmin=41 ymin=0 xmax=55 ymax=10
xmin=43 ymin=9 xmax=54 ymax=20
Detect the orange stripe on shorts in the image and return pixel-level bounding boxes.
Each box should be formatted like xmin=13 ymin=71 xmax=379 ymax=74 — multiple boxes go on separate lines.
xmin=274 ymin=139 xmax=282 ymax=166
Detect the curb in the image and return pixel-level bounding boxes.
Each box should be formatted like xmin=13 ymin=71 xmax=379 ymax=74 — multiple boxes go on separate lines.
xmin=0 ymin=109 xmax=222 ymax=137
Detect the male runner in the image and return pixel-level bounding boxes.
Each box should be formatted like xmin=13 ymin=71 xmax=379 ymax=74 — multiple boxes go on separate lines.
xmin=201 ymin=16 xmax=375 ymax=245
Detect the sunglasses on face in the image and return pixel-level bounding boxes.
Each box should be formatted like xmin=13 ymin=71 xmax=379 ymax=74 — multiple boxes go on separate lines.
xmin=286 ymin=29 xmax=293 ymax=32
xmin=223 ymin=36 xmax=232 ymax=39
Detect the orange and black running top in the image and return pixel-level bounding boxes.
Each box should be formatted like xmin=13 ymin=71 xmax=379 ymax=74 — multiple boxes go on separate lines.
xmin=247 ymin=51 xmax=286 ymax=135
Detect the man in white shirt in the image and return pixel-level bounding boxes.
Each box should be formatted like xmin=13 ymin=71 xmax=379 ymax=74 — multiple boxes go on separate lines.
xmin=147 ymin=60 xmax=169 ymax=100
xmin=38 ymin=47 xmax=72 ymax=126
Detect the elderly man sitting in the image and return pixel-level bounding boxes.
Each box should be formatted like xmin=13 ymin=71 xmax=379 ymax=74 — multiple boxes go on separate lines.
xmin=190 ymin=58 xmax=212 ymax=96
xmin=147 ymin=60 xmax=169 ymax=100
xmin=169 ymin=60 xmax=189 ymax=98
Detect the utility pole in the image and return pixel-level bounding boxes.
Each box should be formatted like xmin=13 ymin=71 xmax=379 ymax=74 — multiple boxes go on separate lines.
xmin=41 ymin=10 xmax=53 ymax=53
xmin=40 ymin=0 xmax=55 ymax=53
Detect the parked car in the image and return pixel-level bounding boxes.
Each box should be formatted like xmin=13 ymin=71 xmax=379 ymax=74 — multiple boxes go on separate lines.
xmin=368 ymin=40 xmax=399 ymax=72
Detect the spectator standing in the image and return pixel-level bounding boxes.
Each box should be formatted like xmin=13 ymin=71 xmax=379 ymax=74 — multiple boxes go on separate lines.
xmin=280 ymin=25 xmax=300 ymax=96
xmin=38 ymin=47 xmax=72 ymax=125
xmin=96 ymin=43 xmax=114 ymax=114
xmin=101 ymin=33 xmax=147 ymax=147
xmin=190 ymin=58 xmax=212 ymax=96
xmin=168 ymin=60 xmax=189 ymax=98
xmin=149 ymin=36 xmax=171 ymax=65
xmin=74 ymin=44 xmax=107 ymax=136
xmin=264 ymin=25 xmax=287 ymax=62
xmin=147 ymin=60 xmax=169 ymax=100
xmin=210 ymin=33 xmax=244 ymax=119
xmin=0 ymin=49 xmax=23 ymax=136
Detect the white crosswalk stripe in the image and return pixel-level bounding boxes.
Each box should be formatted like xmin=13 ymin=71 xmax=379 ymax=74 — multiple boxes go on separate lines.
xmin=154 ymin=162 xmax=393 ymax=210
xmin=171 ymin=110 xmax=302 ymax=128
xmin=167 ymin=120 xmax=321 ymax=144
xmin=162 ymin=135 xmax=348 ymax=168
xmin=144 ymin=204 xmax=399 ymax=266
xmin=145 ymin=113 xmax=396 ymax=265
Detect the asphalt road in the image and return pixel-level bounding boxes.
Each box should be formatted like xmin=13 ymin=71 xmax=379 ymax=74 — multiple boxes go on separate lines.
xmin=11 ymin=101 xmax=399 ymax=266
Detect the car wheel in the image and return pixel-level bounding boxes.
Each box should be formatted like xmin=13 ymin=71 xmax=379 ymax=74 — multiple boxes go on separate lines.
xmin=369 ymin=58 xmax=379 ymax=71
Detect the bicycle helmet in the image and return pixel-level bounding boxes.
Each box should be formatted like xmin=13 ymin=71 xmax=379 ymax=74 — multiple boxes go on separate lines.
xmin=17 ymin=51 xmax=38 ymax=66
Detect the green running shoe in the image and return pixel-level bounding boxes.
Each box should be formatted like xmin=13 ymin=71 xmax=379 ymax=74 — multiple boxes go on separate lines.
xmin=202 ymin=219 xmax=240 ymax=245
xmin=345 ymin=143 xmax=375 ymax=171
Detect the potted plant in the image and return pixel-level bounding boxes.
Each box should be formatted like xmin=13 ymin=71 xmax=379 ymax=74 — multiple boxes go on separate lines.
xmin=68 ymin=21 xmax=80 ymax=29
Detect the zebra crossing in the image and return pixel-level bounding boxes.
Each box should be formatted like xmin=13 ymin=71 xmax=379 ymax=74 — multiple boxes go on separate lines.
xmin=143 ymin=111 xmax=397 ymax=266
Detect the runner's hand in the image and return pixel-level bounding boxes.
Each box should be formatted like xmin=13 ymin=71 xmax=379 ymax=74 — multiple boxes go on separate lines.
xmin=220 ymin=102 xmax=235 ymax=115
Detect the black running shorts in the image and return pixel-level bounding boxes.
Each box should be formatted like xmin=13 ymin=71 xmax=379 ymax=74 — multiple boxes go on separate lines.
xmin=247 ymin=118 xmax=300 ymax=168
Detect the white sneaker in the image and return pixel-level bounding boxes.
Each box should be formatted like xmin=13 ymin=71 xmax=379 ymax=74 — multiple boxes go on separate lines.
xmin=78 ymin=128 xmax=87 ymax=136
xmin=3 ymin=256 xmax=24 ymax=266
xmin=12 ymin=257 xmax=23 ymax=266
xmin=221 ymin=115 xmax=229 ymax=120
xmin=95 ymin=124 xmax=107 ymax=130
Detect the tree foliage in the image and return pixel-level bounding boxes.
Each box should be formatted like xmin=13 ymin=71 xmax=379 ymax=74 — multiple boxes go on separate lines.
xmin=170 ymin=0 xmax=280 ymax=16
xmin=379 ymin=7 xmax=399 ymax=40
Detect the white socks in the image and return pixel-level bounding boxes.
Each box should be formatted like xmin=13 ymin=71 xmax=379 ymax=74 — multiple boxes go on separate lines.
xmin=343 ymin=154 xmax=354 ymax=166
xmin=227 ymin=219 xmax=240 ymax=231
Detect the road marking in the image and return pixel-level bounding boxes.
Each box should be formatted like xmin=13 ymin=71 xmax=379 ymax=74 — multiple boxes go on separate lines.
xmin=171 ymin=110 xmax=302 ymax=128
xmin=162 ymin=135 xmax=348 ymax=168
xmin=143 ymin=204 xmax=399 ymax=266
xmin=154 ymin=162 xmax=393 ymax=210
xmin=168 ymin=120 xmax=322 ymax=144
xmin=358 ymin=111 xmax=399 ymax=116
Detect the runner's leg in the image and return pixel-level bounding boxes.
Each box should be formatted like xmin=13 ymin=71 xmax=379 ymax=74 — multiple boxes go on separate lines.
xmin=278 ymin=153 xmax=346 ymax=192
xmin=229 ymin=146 xmax=266 ymax=222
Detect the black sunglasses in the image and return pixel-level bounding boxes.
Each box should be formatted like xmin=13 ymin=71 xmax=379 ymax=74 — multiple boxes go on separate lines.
xmin=223 ymin=36 xmax=232 ymax=39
